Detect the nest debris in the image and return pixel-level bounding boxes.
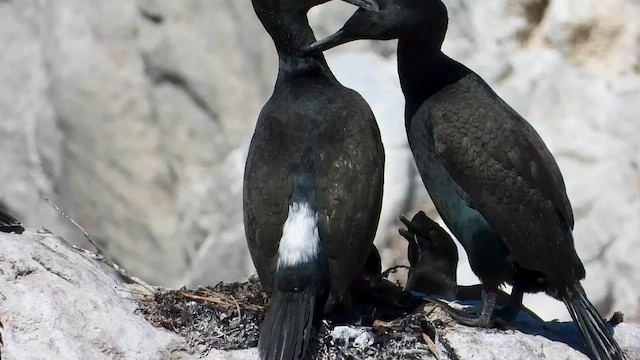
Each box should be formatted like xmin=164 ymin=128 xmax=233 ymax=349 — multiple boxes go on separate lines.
xmin=138 ymin=277 xmax=456 ymax=359
xmin=313 ymin=310 xmax=452 ymax=360
xmin=138 ymin=276 xmax=268 ymax=353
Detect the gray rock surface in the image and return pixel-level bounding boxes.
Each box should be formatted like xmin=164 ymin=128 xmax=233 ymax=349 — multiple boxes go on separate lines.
xmin=0 ymin=0 xmax=638 ymax=323
xmin=0 ymin=229 xmax=260 ymax=360
xmin=1 ymin=230 xmax=639 ymax=360
xmin=0 ymin=229 xmax=173 ymax=359
xmin=0 ymin=0 xmax=275 ymax=287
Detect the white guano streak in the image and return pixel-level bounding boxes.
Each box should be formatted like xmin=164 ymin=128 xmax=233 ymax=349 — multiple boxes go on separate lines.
xmin=277 ymin=202 xmax=320 ymax=269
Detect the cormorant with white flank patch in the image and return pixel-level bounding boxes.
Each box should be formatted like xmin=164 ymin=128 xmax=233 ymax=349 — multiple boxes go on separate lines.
xmin=307 ymin=1 xmax=626 ymax=359
xmin=0 ymin=203 xmax=24 ymax=234
xmin=244 ymin=0 xmax=384 ymax=359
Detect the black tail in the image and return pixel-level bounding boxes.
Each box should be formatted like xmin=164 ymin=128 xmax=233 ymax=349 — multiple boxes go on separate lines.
xmin=259 ymin=287 xmax=316 ymax=360
xmin=0 ymin=205 xmax=24 ymax=234
xmin=563 ymin=284 xmax=626 ymax=360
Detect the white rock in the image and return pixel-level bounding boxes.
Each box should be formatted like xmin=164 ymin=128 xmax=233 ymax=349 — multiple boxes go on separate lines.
xmin=1 ymin=231 xmax=639 ymax=360
xmin=0 ymin=230 xmax=179 ymax=359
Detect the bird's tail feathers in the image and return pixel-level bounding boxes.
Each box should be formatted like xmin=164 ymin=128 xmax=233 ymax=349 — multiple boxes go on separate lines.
xmin=259 ymin=287 xmax=316 ymax=360
xmin=563 ymin=285 xmax=626 ymax=360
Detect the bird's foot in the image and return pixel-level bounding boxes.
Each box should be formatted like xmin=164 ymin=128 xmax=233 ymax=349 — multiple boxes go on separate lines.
xmin=444 ymin=306 xmax=494 ymax=328
xmin=428 ymin=288 xmax=499 ymax=328
xmin=426 ymin=297 xmax=494 ymax=328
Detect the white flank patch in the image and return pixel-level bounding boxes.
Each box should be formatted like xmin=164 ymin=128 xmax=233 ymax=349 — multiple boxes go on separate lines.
xmin=277 ymin=202 xmax=320 ymax=269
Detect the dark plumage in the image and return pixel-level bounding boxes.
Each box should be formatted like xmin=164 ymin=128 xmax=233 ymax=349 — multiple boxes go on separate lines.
xmin=399 ymin=211 xmax=543 ymax=323
xmin=0 ymin=204 xmax=24 ymax=234
xmin=244 ymin=0 xmax=384 ymax=359
xmin=307 ymin=1 xmax=626 ymax=359
xmin=399 ymin=211 xmax=457 ymax=299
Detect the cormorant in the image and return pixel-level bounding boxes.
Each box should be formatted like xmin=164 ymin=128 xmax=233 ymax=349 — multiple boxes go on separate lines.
xmin=307 ymin=1 xmax=626 ymax=359
xmin=0 ymin=204 xmax=24 ymax=234
xmin=399 ymin=211 xmax=457 ymax=299
xmin=244 ymin=0 xmax=384 ymax=359
xmin=399 ymin=211 xmax=543 ymax=323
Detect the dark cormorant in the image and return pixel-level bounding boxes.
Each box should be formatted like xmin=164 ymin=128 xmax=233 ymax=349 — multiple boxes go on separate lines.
xmin=399 ymin=211 xmax=457 ymax=299
xmin=307 ymin=1 xmax=626 ymax=359
xmin=244 ymin=0 xmax=384 ymax=359
xmin=0 ymin=204 xmax=24 ymax=234
xmin=399 ymin=211 xmax=543 ymax=323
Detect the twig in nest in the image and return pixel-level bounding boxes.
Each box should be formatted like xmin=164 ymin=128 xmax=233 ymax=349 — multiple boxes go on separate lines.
xmin=180 ymin=291 xmax=263 ymax=314
xmin=230 ymin=295 xmax=242 ymax=318
xmin=43 ymin=196 xmax=155 ymax=293
xmin=421 ymin=333 xmax=441 ymax=360
xmin=372 ymin=319 xmax=403 ymax=332
xmin=381 ymin=265 xmax=409 ymax=279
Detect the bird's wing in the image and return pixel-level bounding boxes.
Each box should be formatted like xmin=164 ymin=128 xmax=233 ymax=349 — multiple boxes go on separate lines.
xmin=244 ymin=87 xmax=384 ymax=298
xmin=316 ymin=97 xmax=385 ymax=299
xmin=243 ymin=109 xmax=294 ymax=293
xmin=427 ymin=74 xmax=582 ymax=286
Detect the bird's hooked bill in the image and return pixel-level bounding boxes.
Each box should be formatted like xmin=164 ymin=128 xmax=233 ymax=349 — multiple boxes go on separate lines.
xmin=341 ymin=0 xmax=379 ymax=12
xmin=304 ymin=29 xmax=350 ymax=55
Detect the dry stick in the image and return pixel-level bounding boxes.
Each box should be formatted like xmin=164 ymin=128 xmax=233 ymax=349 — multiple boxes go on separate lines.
xmin=181 ymin=292 xmax=263 ymax=313
xmin=229 ymin=295 xmax=242 ymax=318
xmin=381 ymin=264 xmax=409 ymax=279
xmin=43 ymin=196 xmax=156 ymax=294
xmin=421 ymin=333 xmax=442 ymax=360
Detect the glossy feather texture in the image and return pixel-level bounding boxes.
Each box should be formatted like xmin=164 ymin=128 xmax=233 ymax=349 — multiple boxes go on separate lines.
xmin=421 ymin=74 xmax=584 ymax=290
xmin=246 ymin=2 xmax=384 ymax=359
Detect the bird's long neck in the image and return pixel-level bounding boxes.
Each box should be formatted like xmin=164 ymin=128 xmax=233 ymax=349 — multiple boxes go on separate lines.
xmin=397 ymin=40 xmax=469 ymax=125
xmin=257 ymin=8 xmax=335 ymax=84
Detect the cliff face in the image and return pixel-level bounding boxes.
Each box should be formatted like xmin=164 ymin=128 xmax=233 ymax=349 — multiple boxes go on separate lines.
xmin=0 ymin=0 xmax=276 ymax=285
xmin=0 ymin=0 xmax=639 ymax=321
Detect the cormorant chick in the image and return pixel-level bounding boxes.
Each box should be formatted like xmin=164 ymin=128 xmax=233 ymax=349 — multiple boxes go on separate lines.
xmin=399 ymin=211 xmax=543 ymax=323
xmin=399 ymin=211 xmax=457 ymax=299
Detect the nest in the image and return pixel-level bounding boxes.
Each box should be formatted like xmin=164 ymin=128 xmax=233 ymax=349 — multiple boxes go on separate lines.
xmin=137 ymin=276 xmax=454 ymax=359
xmin=138 ymin=276 xmax=268 ymax=353
xmin=313 ymin=311 xmax=450 ymax=360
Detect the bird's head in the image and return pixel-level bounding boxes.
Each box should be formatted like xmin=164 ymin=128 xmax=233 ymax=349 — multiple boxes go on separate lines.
xmin=399 ymin=211 xmax=458 ymax=293
xmin=305 ymin=0 xmax=448 ymax=54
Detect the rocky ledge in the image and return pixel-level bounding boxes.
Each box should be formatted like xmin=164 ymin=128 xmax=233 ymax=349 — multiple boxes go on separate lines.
xmin=1 ymin=231 xmax=639 ymax=360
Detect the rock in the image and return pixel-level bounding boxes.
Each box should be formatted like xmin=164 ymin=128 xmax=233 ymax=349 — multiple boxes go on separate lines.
xmin=0 ymin=0 xmax=65 ymax=242
xmin=2 ymin=230 xmax=640 ymax=360
xmin=0 ymin=0 xmax=276 ymax=287
xmin=0 ymin=0 xmax=639 ymax=323
xmin=0 ymin=228 xmax=176 ymax=359
xmin=0 ymin=229 xmax=260 ymax=360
